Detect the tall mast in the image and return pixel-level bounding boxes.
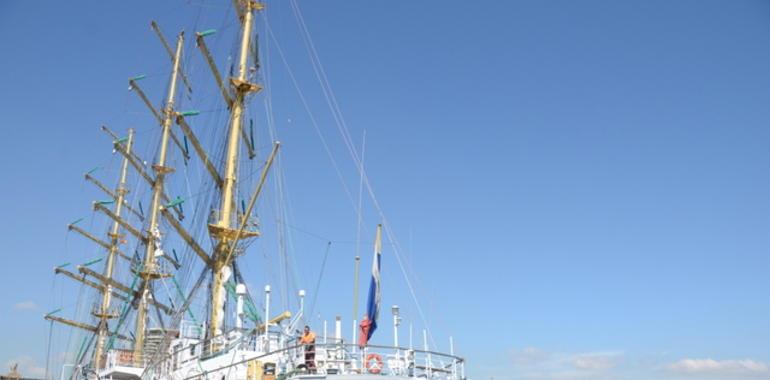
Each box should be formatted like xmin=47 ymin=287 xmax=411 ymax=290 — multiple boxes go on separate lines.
xmin=207 ymin=0 xmax=263 ymax=353
xmin=133 ymin=32 xmax=184 ymax=365
xmin=93 ymin=129 xmax=135 ymax=368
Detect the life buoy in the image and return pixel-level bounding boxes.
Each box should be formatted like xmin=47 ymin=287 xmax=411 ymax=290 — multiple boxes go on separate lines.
xmin=365 ymin=353 xmax=383 ymax=374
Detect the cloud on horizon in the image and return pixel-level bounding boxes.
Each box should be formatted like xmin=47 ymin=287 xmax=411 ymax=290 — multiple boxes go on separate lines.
xmin=572 ymin=352 xmax=622 ymax=371
xmin=508 ymin=347 xmax=624 ymax=380
xmin=12 ymin=301 xmax=38 ymax=311
xmin=666 ymin=358 xmax=769 ymax=376
xmin=496 ymin=348 xmax=770 ymax=380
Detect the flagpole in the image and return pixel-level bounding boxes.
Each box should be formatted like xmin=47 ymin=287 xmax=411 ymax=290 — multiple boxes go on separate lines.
xmin=352 ymin=255 xmax=360 ymax=353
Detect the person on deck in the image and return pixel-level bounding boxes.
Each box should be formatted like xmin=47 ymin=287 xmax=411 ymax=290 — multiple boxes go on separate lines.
xmin=300 ymin=325 xmax=317 ymax=373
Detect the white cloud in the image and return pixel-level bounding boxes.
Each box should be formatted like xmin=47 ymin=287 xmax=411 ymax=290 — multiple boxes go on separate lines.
xmin=4 ymin=356 xmax=46 ymax=378
xmin=13 ymin=301 xmax=38 ymax=311
xmin=667 ymin=358 xmax=769 ymax=376
xmin=511 ymin=347 xmax=551 ymax=367
xmin=507 ymin=347 xmax=623 ymax=380
xmin=496 ymin=349 xmax=770 ymax=380
xmin=571 ymin=352 xmax=622 ymax=370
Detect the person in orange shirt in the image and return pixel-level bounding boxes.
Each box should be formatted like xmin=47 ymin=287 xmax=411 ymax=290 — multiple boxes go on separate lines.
xmin=300 ymin=325 xmax=317 ymax=373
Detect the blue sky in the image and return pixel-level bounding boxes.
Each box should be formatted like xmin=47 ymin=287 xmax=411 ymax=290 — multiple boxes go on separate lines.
xmin=1 ymin=1 xmax=769 ymax=380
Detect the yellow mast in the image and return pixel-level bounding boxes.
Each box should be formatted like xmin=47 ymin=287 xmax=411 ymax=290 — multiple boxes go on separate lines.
xmin=93 ymin=129 xmax=135 ymax=368
xmin=207 ymin=0 xmax=263 ymax=352
xmin=133 ymin=32 xmax=184 ymax=365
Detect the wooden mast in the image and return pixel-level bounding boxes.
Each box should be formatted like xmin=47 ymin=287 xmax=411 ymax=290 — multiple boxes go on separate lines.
xmin=207 ymin=0 xmax=264 ymax=353
xmin=133 ymin=32 xmax=184 ymax=365
xmin=92 ymin=129 xmax=134 ymax=368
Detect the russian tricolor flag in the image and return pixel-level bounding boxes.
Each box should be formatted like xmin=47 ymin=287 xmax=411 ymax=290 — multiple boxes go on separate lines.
xmin=365 ymin=224 xmax=383 ymax=340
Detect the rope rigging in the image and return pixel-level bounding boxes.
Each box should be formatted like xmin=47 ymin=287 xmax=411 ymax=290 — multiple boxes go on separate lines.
xmin=46 ymin=2 xmax=455 ymax=377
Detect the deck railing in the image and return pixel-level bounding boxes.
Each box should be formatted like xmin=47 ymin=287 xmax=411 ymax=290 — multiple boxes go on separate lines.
xmin=286 ymin=342 xmax=465 ymax=380
xmin=106 ymin=329 xmax=465 ymax=380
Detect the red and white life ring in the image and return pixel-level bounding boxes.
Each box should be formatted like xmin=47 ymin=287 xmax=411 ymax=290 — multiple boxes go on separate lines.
xmin=365 ymin=353 xmax=383 ymax=374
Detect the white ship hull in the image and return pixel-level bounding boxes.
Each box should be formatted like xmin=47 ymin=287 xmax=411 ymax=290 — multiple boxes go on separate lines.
xmin=97 ymin=326 xmax=463 ymax=380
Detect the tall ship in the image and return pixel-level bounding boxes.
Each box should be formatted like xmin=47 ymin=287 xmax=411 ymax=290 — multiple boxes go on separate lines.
xmin=44 ymin=2 xmax=465 ymax=380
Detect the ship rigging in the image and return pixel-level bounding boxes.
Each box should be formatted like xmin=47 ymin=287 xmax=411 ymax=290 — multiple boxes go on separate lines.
xmin=45 ymin=2 xmax=466 ymax=380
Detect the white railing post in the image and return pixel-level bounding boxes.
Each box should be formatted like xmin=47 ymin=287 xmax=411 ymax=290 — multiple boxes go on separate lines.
xmin=264 ymin=285 xmax=271 ymax=351
xmin=335 ymin=316 xmax=342 ymax=343
xmin=423 ymin=329 xmax=431 ymax=379
xmin=392 ymin=305 xmax=402 ymax=375
xmin=335 ymin=316 xmax=342 ymax=372
xmin=392 ymin=305 xmax=401 ymax=357
xmin=450 ymin=336 xmax=456 ymax=379
xmin=324 ymin=320 xmax=328 ymax=344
